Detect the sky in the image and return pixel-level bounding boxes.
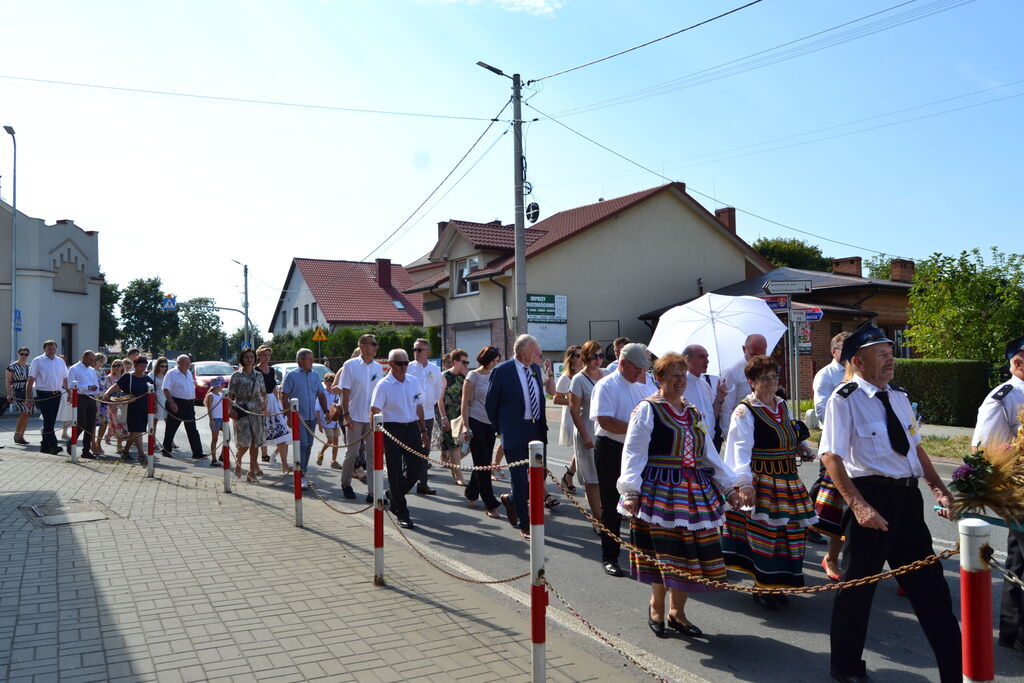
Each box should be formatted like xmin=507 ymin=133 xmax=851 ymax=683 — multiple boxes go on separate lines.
xmin=1 ymin=0 xmax=1020 ymax=338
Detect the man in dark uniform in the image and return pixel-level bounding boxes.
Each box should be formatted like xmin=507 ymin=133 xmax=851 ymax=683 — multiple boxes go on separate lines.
xmin=971 ymin=334 xmax=1024 ymax=654
xmin=819 ymin=321 xmax=961 ymax=683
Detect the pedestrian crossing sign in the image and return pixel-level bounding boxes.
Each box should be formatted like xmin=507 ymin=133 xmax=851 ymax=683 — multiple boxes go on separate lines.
xmin=162 ymin=294 xmax=177 ymax=311
xmin=312 ymin=327 xmax=328 ymax=342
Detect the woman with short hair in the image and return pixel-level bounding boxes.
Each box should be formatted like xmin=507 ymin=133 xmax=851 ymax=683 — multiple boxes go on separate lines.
xmin=102 ymin=356 xmax=155 ymax=461
xmin=6 ymin=346 xmax=33 ymax=445
xmin=230 ymin=347 xmax=267 ymax=483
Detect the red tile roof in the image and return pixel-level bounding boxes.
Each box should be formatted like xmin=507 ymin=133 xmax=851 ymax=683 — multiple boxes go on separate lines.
xmin=277 ymin=258 xmax=424 ymax=328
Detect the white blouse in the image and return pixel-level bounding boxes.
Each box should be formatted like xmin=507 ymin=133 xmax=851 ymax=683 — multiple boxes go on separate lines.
xmin=617 ymin=400 xmax=735 ymax=495
xmin=724 ymin=393 xmax=810 ymax=486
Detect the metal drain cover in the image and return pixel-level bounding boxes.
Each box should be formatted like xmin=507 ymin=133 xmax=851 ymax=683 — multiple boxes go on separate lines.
xmin=26 ymin=501 xmax=110 ymax=526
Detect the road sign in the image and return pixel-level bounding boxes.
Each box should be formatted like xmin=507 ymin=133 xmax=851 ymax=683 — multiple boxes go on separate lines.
xmin=763 ymin=280 xmax=813 ymax=295
xmin=240 ymin=342 xmax=252 ymax=350
xmin=760 ymin=295 xmax=789 ymax=311
xmin=13 ymin=309 xmax=21 ymax=332
xmin=311 ymin=327 xmax=328 ymax=342
xmin=790 ymin=307 xmax=823 ymax=323
xmin=161 ymin=294 xmax=177 ymax=311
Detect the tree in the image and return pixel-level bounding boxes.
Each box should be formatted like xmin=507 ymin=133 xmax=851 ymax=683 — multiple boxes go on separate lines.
xmin=905 ymin=248 xmax=1024 ymax=369
xmin=120 ymin=277 xmax=178 ymax=353
xmin=752 ymin=237 xmax=832 ymax=272
xmin=99 ymin=273 xmax=121 ymax=346
xmin=226 ymin=326 xmax=265 ymax=353
xmin=865 ymin=254 xmax=893 ymax=279
xmin=165 ymin=297 xmax=226 ymax=360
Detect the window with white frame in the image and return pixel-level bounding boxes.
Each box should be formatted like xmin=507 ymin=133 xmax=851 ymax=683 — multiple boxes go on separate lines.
xmin=453 ymin=256 xmax=480 ymax=296
xmin=280 ymin=311 xmax=287 ymax=329
xmin=311 ymin=303 xmax=318 ymax=321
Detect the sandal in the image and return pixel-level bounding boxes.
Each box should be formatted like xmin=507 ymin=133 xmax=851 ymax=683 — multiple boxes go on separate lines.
xmin=246 ymin=471 xmax=258 ymax=484
xmin=316 ymin=454 xmax=324 ymax=466
xmin=821 ymin=557 xmax=840 ymax=582
xmin=485 ymin=507 xmax=501 ymax=520
xmin=544 ymin=494 xmax=560 ymax=509
xmin=234 ymin=461 xmax=242 ymax=479
xmin=561 ymin=468 xmax=577 ymax=494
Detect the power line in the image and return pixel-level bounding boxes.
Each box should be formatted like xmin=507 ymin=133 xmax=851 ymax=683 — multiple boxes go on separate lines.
xmin=0 ymin=74 xmax=497 ymax=122
xmin=528 ymin=0 xmax=765 ymax=83
xmin=524 ymin=101 xmax=910 ymax=258
xmin=555 ymin=0 xmax=973 ymax=117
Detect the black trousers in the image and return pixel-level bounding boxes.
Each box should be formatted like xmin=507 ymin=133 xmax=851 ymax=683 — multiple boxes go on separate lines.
xmin=504 ymin=422 xmax=547 ymax=531
xmin=37 ymin=390 xmax=61 ymax=450
xmin=416 ymin=418 xmax=433 ymax=485
xmin=595 ymin=436 xmax=625 ymax=564
xmin=75 ymin=395 xmax=98 ymax=456
xmin=383 ymin=422 xmax=421 ymax=521
xmin=162 ymin=400 xmax=204 ymax=457
xmin=830 ymin=479 xmax=961 ymax=682
xmin=465 ymin=418 xmax=499 ymax=509
xmin=1000 ymin=529 xmax=1024 ymax=646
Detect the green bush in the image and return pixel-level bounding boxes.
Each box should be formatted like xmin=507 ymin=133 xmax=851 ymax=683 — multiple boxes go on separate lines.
xmin=893 ymin=359 xmax=990 ymax=427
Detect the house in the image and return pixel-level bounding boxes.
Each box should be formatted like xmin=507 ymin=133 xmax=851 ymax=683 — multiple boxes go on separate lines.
xmin=0 ymin=200 xmax=102 ymax=362
xmin=269 ymin=257 xmax=424 ymax=335
xmin=638 ymin=256 xmax=915 ymax=396
xmin=404 ymin=182 xmax=773 ymax=357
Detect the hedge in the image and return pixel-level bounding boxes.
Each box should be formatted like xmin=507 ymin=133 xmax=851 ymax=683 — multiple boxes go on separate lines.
xmin=269 ymin=325 xmax=442 ymax=370
xmin=893 ymin=359 xmax=991 ymax=427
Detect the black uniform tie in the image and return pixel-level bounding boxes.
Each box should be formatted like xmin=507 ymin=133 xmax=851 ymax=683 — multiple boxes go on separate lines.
xmin=876 ymin=391 xmax=910 ymax=456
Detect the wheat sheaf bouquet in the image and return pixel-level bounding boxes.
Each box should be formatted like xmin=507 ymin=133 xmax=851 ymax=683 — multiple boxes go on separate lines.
xmin=948 ymin=419 xmax=1024 ymax=524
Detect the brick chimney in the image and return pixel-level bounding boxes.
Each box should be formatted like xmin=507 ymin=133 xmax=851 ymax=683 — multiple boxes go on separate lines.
xmin=890 ymin=258 xmax=915 ymax=283
xmin=375 ymin=258 xmax=392 ymax=289
xmin=437 ymin=221 xmax=449 ymax=238
xmin=832 ymin=257 xmax=862 ymax=277
xmin=715 ymin=207 xmax=736 ymax=234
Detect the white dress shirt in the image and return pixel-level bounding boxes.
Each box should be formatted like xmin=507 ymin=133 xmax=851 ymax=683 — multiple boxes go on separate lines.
xmin=163 ymin=367 xmax=196 ymax=400
xmin=340 ymin=357 xmax=384 ymax=423
xmin=813 ymin=360 xmax=846 ymax=424
xmin=972 ymin=374 xmax=1024 ymax=449
xmin=408 ymin=360 xmax=444 ymax=412
xmin=590 ymin=370 xmax=653 ymax=443
xmin=723 ymin=394 xmax=809 ymax=486
xmin=371 ymin=373 xmax=423 ymax=424
xmin=683 ymin=371 xmax=719 ymax=436
xmin=818 ymin=375 xmax=924 ymax=480
xmin=514 ymin=358 xmax=544 ymax=420
xmin=67 ymin=361 xmax=101 ymax=395
xmin=718 ymin=359 xmax=749 ymax=436
xmin=28 ymin=354 xmax=69 ymax=392
xmin=618 ymin=400 xmax=734 ymax=496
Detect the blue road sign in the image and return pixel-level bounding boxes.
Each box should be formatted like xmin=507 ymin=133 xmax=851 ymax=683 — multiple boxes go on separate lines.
xmin=13 ymin=309 xmax=21 ymax=332
xmin=241 ymin=342 xmax=252 ymax=350
xmin=162 ymin=295 xmax=177 ymax=311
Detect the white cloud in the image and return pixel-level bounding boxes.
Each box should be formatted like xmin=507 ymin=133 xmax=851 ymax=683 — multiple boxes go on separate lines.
xmin=428 ymin=0 xmax=563 ymax=16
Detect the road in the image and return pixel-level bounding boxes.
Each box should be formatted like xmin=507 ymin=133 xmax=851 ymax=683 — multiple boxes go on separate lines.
xmin=2 ymin=409 xmax=1022 ymax=682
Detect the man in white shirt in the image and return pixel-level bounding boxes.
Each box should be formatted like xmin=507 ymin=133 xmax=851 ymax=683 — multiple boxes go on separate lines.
xmin=67 ymin=350 xmax=101 ymax=460
xmin=407 ymin=337 xmax=444 ymax=494
xmin=339 ymin=334 xmax=385 ymax=502
xmin=718 ymin=334 xmax=767 ymax=438
xmin=26 ymin=340 xmax=69 ymax=454
xmin=371 ymin=349 xmax=429 ymax=529
xmin=682 ymin=345 xmax=726 ymax=447
xmin=972 ymin=334 xmax=1024 ymax=654
xmin=161 ymin=355 xmax=205 ymax=460
xmin=590 ymin=343 xmax=653 ymax=577
xmin=818 ymin=321 xmax=959 ymax=683
xmin=604 ymin=336 xmax=630 ymax=372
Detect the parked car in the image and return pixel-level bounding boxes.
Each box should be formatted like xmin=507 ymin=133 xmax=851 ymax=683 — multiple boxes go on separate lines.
xmin=192 ymin=361 xmax=235 ymax=404
xmin=271 ymin=362 xmax=332 ymax=388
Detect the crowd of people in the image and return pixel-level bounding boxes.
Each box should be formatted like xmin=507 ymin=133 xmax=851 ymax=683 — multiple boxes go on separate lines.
xmin=8 ymin=322 xmax=1022 ymax=682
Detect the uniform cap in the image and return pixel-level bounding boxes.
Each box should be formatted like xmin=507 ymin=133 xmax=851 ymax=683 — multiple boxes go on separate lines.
xmin=1005 ymin=335 xmax=1024 ymax=361
xmin=840 ymin=320 xmax=894 ymax=364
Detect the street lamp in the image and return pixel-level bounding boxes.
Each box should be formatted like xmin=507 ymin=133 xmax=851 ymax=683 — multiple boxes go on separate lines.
xmin=4 ymin=125 xmax=16 ymax=359
xmin=231 ymin=259 xmax=251 ymax=349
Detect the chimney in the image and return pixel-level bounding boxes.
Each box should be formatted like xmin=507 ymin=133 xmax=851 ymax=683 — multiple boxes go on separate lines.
xmin=437 ymin=221 xmax=449 ymax=239
xmin=715 ymin=207 xmax=736 ymax=234
xmin=832 ymin=257 xmax=863 ymax=277
xmin=375 ymin=258 xmax=392 ymax=289
xmin=56 ymin=219 xmax=73 ymax=225
xmin=890 ymin=258 xmax=915 ymax=283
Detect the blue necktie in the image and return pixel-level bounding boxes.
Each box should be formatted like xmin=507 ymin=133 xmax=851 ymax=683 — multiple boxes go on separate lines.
xmin=525 ymin=366 xmax=540 ymax=420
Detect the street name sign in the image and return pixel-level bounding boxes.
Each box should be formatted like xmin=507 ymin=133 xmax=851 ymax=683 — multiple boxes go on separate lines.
xmin=790 ymin=307 xmax=823 ymax=323
xmin=760 ymin=295 xmax=789 ymax=311
xmin=763 ymin=280 xmax=813 ymax=295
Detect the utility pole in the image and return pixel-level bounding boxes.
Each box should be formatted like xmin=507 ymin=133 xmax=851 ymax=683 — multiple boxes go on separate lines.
xmin=242 ymin=263 xmax=250 ymax=348
xmin=4 ymin=126 xmax=17 ymax=359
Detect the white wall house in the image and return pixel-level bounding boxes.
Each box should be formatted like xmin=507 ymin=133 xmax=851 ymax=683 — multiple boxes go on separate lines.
xmin=0 ymin=199 xmax=102 ymax=363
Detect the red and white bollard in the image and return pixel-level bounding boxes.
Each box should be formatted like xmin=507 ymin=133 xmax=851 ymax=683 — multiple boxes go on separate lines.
xmin=373 ymin=414 xmax=385 ymax=586
xmin=146 ymin=386 xmax=156 ymax=477
xmin=69 ymin=381 xmax=79 ymax=463
xmin=291 ymin=398 xmax=302 ymax=527
xmin=528 ymin=440 xmax=547 ymax=683
xmin=222 ymin=390 xmax=232 ymax=493
xmin=960 ymin=518 xmax=994 ymax=683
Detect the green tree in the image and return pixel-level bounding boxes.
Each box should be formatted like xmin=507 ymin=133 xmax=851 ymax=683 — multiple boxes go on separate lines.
xmin=120 ymin=277 xmax=178 ymax=352
xmin=166 ymin=297 xmax=226 ymax=360
xmin=905 ymin=248 xmax=1024 ymax=369
xmin=226 ymin=326 xmax=265 ymax=352
xmin=752 ymin=237 xmax=832 ymax=271
xmin=865 ymin=254 xmax=893 ymax=279
xmin=99 ymin=273 xmax=121 ymax=346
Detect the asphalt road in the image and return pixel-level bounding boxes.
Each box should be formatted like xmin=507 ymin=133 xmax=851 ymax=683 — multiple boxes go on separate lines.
xmin=3 ymin=409 xmax=1023 ymax=682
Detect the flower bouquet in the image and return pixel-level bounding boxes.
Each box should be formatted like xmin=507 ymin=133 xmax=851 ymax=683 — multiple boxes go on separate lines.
xmin=949 ymin=436 xmax=1024 ymax=524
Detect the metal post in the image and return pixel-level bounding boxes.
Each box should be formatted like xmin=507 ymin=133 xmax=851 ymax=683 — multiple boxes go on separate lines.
xmin=373 ymin=414 xmax=385 ymax=586
xmin=528 ymin=440 xmax=546 ymax=683
xmin=960 ymin=518 xmax=994 ymax=683
xmin=146 ymin=386 xmax=155 ymax=477
xmin=512 ymin=73 xmax=527 ymax=337
xmin=291 ymin=398 xmax=303 ymax=527
xmin=69 ymin=381 xmax=79 ymax=463
xmin=222 ymin=389 xmax=232 ymax=493
xmin=5 ymin=126 xmax=17 ymax=359
xmin=242 ymin=263 xmax=250 ymax=349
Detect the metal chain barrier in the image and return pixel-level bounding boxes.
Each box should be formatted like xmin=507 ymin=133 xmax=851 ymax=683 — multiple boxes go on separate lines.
xmin=379 ymin=425 xmax=528 ymax=471
xmin=983 ymin=546 xmax=1024 ymax=590
xmin=541 ymin=576 xmax=670 ymax=683
xmin=385 ymin=508 xmax=531 ymax=584
xmin=306 ymin=481 xmax=373 ymax=515
xmin=547 ymin=470 xmax=958 ymax=594
xmin=297 ymin=414 xmax=374 ymax=450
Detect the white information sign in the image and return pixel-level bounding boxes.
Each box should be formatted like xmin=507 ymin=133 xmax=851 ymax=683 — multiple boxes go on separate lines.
xmin=528 ymin=322 xmax=567 ymax=352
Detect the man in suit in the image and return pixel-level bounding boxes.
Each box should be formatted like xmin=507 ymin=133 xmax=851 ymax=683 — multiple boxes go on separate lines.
xmin=486 ymin=334 xmax=549 ymax=540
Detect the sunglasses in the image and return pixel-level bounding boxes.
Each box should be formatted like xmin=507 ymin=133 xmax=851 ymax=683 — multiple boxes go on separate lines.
xmin=391 ymin=361 xmax=409 ymax=367
xmin=19 ymin=352 xmax=29 ymax=356
xmin=413 ymin=348 xmax=428 ymax=353
xmin=570 ymin=354 xmax=581 ymax=359
xmin=592 ymin=353 xmax=605 ymax=359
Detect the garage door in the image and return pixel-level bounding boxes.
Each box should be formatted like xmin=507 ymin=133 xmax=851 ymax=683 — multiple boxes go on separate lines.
xmin=455 ymin=327 xmax=493 ymax=368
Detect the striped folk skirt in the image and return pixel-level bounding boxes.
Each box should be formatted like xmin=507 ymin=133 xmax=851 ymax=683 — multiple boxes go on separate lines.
xmin=811 ymin=473 xmax=845 ymax=539
xmin=629 ymin=518 xmax=727 ymax=593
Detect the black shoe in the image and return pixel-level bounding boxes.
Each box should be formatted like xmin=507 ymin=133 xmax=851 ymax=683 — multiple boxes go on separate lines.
xmin=191 ymin=453 xmax=206 ymax=459
xmin=603 ymin=562 xmax=625 ymax=577
xmin=667 ymin=615 xmax=703 ymax=638
xmin=209 ymin=459 xmax=220 ymax=467
xmin=261 ymin=455 xmax=270 ymax=463
xmin=998 ymin=636 xmax=1024 ymax=654
xmin=160 ymin=450 xmax=174 ymax=459
xmin=14 ymin=437 xmax=29 ymax=445
xmin=648 ymin=610 xmax=666 ymax=638
xmin=753 ymin=594 xmax=781 ymax=611
xmin=365 ymin=494 xmax=373 ymax=504
xmin=829 ymin=667 xmax=870 ymax=683
xmin=52 ymin=446 xmax=64 ymax=455
xmin=82 ymin=453 xmax=97 ymax=460
xmin=342 ymin=485 xmax=356 ymax=499
xmin=417 ymin=484 xmax=436 ymax=495
xmin=398 ymin=518 xmax=414 ymax=529
xmin=806 ymin=529 xmax=828 ymax=545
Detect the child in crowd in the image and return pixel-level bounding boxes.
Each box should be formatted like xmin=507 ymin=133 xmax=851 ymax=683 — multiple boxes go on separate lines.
xmin=316 ymin=373 xmax=341 ymax=468
xmin=204 ymin=377 xmax=226 ymax=466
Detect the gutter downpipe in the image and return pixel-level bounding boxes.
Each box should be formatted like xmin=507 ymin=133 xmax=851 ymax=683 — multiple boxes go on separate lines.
xmin=429 ymin=287 xmax=447 ymax=354
xmin=489 ymin=275 xmax=509 ymax=357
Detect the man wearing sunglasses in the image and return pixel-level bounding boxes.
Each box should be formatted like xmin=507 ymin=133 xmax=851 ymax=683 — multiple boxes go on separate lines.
xmin=339 ymin=334 xmax=385 ymax=502
xmin=407 ymin=338 xmax=444 ymax=495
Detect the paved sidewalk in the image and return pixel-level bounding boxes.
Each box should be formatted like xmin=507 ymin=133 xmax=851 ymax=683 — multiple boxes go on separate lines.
xmin=0 ymin=449 xmax=633 ymax=682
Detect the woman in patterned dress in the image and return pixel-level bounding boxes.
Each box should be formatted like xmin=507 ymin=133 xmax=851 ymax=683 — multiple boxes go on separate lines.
xmin=722 ymin=355 xmax=817 ymax=610
xmin=439 ymin=348 xmax=469 ymax=486
xmin=256 ymin=345 xmax=292 ymax=473
xmin=6 ymin=346 xmax=33 ymax=445
xmin=618 ymin=353 xmax=740 ymax=638
xmin=229 ymin=348 xmax=267 ymax=483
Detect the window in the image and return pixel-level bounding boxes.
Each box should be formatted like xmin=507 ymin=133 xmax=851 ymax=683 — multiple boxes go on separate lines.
xmin=453 ymin=256 xmax=480 ymax=296
xmin=311 ymin=303 xmax=318 ymax=321
xmin=293 ymin=307 xmax=298 ymax=325
xmin=304 ymin=304 xmax=309 ymax=324
xmin=280 ymin=311 xmax=287 ymax=329
xmin=393 ymin=300 xmax=405 ymax=310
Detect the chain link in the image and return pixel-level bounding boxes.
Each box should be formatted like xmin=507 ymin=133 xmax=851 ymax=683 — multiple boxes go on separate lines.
xmin=306 ymin=481 xmax=373 ymax=515
xmin=984 ymin=546 xmax=1024 ymax=590
xmin=379 ymin=426 xmax=528 ymax=471
xmin=298 ymin=414 xmax=373 ymax=450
